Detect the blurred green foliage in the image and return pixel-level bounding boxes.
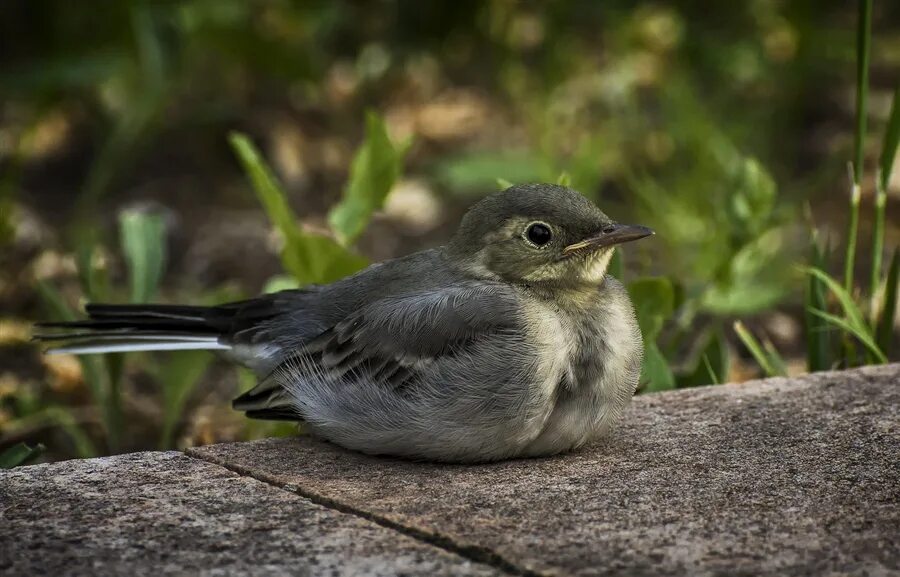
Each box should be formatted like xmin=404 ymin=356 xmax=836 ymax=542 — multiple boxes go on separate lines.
xmin=230 ymin=132 xmax=368 ymax=287
xmin=230 ymin=110 xmax=408 ymax=288
xmin=0 ymin=442 xmax=44 ymax=469
xmin=736 ymin=1 xmax=899 ymax=376
xmin=1 ymin=0 xmax=898 ymax=461
xmin=329 ymin=112 xmax=412 ymax=245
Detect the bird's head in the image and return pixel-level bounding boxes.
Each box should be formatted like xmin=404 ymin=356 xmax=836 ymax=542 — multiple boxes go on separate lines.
xmin=447 ymin=183 xmax=653 ymax=289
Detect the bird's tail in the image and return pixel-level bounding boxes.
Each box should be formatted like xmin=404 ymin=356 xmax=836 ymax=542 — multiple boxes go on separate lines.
xmin=33 ymin=303 xmax=235 ymax=355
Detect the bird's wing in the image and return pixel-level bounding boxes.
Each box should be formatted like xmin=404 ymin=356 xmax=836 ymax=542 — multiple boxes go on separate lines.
xmin=232 ymin=281 xmax=523 ymax=420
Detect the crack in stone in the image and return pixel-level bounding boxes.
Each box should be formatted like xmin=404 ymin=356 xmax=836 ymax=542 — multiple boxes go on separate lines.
xmin=184 ymin=448 xmax=545 ymax=577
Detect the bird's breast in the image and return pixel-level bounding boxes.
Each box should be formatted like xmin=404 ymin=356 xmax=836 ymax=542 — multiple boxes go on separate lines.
xmin=520 ymin=284 xmax=642 ymax=456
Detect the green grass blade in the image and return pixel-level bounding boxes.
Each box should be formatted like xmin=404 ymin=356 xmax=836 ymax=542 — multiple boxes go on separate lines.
xmin=879 ymin=86 xmax=900 ymax=192
xmin=117 ymin=210 xmax=167 ymax=449
xmin=35 ymin=280 xmax=77 ymax=323
xmin=853 ymin=0 xmax=872 ymax=185
xmin=677 ymin=328 xmax=730 ymax=387
xmin=846 ymin=0 xmax=871 ymax=293
xmin=807 ymin=307 xmax=886 ymax=363
xmin=733 ymin=321 xmax=786 ymax=377
xmin=0 ymin=442 xmax=45 ymax=468
xmin=763 ymin=337 xmax=789 ymax=376
xmin=556 ymin=171 xmax=572 ymax=187
xmin=119 ymin=210 xmax=166 ymax=304
xmin=229 ymin=132 xmax=302 ymax=246
xmin=871 ymin=184 xmax=887 ymax=304
xmin=844 ymin=176 xmax=861 ymax=293
xmin=876 ymin=248 xmax=899 ymax=354
xmin=872 ymin=86 xmax=899 ymax=298
xmin=805 ymin=239 xmax=831 ymax=371
xmin=702 ymin=354 xmax=720 ymax=385
xmin=230 ymin=132 xmax=368 ymax=285
xmin=806 ymin=267 xmax=869 ymax=332
xmin=328 ymin=112 xmax=409 ymax=245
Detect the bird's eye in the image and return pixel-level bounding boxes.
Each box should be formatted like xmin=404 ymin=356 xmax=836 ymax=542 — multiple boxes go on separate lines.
xmin=525 ymin=222 xmax=552 ymax=247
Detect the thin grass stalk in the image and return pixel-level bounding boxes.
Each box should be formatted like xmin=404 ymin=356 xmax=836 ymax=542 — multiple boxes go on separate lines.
xmin=853 ymin=0 xmax=872 ymax=184
xmin=876 ymin=249 xmax=899 ymax=354
xmin=844 ymin=175 xmax=861 ymax=294
xmin=733 ymin=321 xmax=785 ymax=377
xmin=845 ymin=0 xmax=872 ymax=293
xmin=872 ymin=86 xmax=900 ymax=318
xmin=870 ymin=179 xmax=887 ymax=312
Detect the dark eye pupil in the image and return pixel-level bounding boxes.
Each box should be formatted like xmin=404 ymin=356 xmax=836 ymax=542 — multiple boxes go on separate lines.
xmin=526 ymin=223 xmax=552 ymax=246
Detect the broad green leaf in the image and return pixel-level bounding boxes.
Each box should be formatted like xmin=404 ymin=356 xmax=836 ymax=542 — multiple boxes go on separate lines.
xmin=879 ymin=86 xmax=900 ymax=192
xmin=726 ymin=157 xmax=776 ymax=233
xmin=230 ymin=132 xmax=301 ymax=247
xmin=436 ymin=151 xmax=547 ymax=193
xmin=282 ymin=233 xmax=369 ymax=285
xmin=628 ymin=277 xmax=675 ymax=341
xmin=699 ymin=227 xmax=789 ymax=315
xmin=556 ymin=171 xmax=572 ymax=187
xmin=262 ymin=274 xmax=301 ymax=294
xmin=733 ymin=320 xmax=786 ymax=377
xmin=156 ymin=351 xmax=213 ymax=449
xmin=628 ymin=277 xmax=676 ymax=393
xmin=120 ymin=210 xmax=166 ymax=303
xmin=230 ymin=132 xmax=368 ymax=285
xmin=807 ymin=308 xmax=886 ymax=363
xmin=328 ymin=111 xmax=409 ymax=244
xmin=875 ymin=249 xmax=898 ymax=354
xmin=0 ymin=442 xmax=44 ymax=469
xmin=642 ymin=342 xmax=675 ymax=392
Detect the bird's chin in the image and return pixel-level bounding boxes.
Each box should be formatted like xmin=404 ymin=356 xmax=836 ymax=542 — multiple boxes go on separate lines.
xmin=574 ymin=248 xmax=615 ymax=284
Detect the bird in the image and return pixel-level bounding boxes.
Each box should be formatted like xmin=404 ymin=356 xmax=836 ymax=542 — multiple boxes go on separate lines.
xmin=34 ymin=183 xmax=653 ymax=463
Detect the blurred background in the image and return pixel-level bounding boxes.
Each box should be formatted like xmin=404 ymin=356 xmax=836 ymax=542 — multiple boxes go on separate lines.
xmin=1 ymin=0 xmax=898 ymax=464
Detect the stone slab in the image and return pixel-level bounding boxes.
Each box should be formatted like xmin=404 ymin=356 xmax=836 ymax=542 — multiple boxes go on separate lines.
xmin=0 ymin=452 xmax=502 ymax=577
xmin=190 ymin=364 xmax=900 ymax=577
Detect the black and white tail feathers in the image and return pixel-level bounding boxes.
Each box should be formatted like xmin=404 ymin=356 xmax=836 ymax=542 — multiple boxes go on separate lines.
xmin=33 ymin=303 xmax=238 ymax=355
xmin=35 ymin=299 xmax=305 ymax=421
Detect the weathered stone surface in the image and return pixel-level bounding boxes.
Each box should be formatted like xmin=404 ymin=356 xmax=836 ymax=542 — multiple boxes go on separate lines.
xmin=190 ymin=365 xmax=900 ymax=577
xmin=0 ymin=452 xmax=502 ymax=577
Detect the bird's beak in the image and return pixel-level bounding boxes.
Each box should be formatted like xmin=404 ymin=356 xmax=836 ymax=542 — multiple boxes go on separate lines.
xmin=562 ymin=223 xmax=654 ymax=255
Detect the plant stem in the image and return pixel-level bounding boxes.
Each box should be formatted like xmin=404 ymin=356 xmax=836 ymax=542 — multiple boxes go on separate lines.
xmin=845 ymin=0 xmax=871 ymax=294
xmin=853 ymin=0 xmax=872 ymax=185
xmin=870 ymin=181 xmax=886 ymax=312
xmin=844 ymin=177 xmax=861 ymax=293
